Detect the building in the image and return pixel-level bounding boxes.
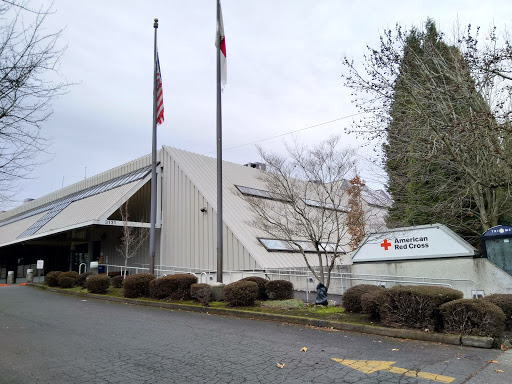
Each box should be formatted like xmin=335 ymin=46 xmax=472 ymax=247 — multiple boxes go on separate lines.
xmin=0 ymin=146 xmax=390 ymax=283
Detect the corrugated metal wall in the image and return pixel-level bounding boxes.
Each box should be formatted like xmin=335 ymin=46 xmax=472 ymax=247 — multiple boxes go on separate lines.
xmin=159 ymin=149 xmax=257 ymax=271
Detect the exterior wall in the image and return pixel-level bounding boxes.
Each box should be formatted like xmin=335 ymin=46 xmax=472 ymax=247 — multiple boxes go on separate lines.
xmin=350 ymin=257 xmax=512 ymax=298
xmin=159 ymin=150 xmax=258 ymax=272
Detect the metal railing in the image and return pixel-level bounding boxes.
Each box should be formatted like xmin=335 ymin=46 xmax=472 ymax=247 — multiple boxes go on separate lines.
xmin=96 ymin=263 xmax=478 ymax=299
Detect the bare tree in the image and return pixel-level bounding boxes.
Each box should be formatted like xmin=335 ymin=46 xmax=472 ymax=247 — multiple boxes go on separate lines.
xmin=116 ymin=202 xmax=149 ymax=278
xmin=0 ymin=1 xmax=70 ymax=207
xmin=240 ymin=136 xmax=359 ymax=294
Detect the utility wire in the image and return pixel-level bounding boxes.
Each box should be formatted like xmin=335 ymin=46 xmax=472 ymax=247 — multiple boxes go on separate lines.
xmin=206 ymin=112 xmax=364 ymax=155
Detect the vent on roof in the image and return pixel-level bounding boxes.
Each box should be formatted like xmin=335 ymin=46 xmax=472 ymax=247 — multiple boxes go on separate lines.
xmin=23 ymin=198 xmax=35 ymax=203
xmin=244 ymin=162 xmax=266 ymax=171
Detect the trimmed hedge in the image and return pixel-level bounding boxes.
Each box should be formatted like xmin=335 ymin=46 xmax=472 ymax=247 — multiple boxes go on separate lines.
xmin=123 ymin=273 xmax=155 ymax=298
xmin=265 ymin=280 xmax=294 ymax=300
xmin=361 ymin=288 xmax=386 ymax=319
xmin=342 ymin=284 xmax=383 ymax=313
xmin=86 ymin=275 xmax=111 ymax=294
xmin=58 ymin=276 xmax=76 ymax=288
xmin=380 ymin=285 xmax=463 ymax=331
xmin=58 ymin=271 xmax=79 ymax=287
xmin=440 ymin=299 xmax=505 ymax=339
xmin=46 ymin=271 xmax=62 ymax=287
xmin=224 ymin=281 xmax=258 ymax=307
xmin=149 ymin=274 xmax=198 ymax=300
xmin=190 ymin=283 xmax=212 ymax=306
xmin=484 ymin=294 xmax=512 ymax=330
xmin=111 ymin=275 xmax=124 ymax=289
xmin=77 ymin=272 xmax=93 ymax=288
xmin=240 ymin=276 xmax=268 ymax=300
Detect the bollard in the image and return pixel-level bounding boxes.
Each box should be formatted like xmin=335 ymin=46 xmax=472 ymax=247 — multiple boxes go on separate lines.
xmin=89 ymin=261 xmax=99 ymax=275
xmin=26 ymin=269 xmax=34 ymax=283
xmin=7 ymin=271 xmax=14 ymax=284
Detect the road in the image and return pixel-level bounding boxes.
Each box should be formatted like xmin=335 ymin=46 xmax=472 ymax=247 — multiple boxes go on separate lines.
xmin=0 ymin=286 xmax=506 ymax=383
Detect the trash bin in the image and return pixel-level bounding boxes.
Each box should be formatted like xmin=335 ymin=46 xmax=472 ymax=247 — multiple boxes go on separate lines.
xmin=90 ymin=261 xmax=99 ymax=275
xmin=7 ymin=271 xmax=14 ymax=284
xmin=26 ymin=269 xmax=34 ymax=283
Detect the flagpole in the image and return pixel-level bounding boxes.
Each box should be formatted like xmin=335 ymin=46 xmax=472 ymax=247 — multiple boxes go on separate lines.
xmin=216 ymin=0 xmax=223 ymax=284
xmin=149 ymin=18 xmax=158 ymax=276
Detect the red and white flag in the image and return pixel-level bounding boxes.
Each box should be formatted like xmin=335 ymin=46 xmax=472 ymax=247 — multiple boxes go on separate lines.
xmin=216 ymin=2 xmax=227 ymax=85
xmin=156 ymin=52 xmax=164 ymax=125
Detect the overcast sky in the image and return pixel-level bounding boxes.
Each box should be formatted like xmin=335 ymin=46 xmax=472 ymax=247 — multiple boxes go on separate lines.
xmin=8 ymin=0 xmax=512 ymax=210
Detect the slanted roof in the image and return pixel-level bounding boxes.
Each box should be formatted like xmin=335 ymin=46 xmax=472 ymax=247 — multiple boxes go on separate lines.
xmin=0 ymin=160 xmax=152 ymax=247
xmin=165 ymin=147 xmax=356 ymax=269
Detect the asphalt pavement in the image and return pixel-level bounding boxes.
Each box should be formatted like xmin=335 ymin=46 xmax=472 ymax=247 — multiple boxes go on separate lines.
xmin=0 ymin=285 xmax=510 ymax=383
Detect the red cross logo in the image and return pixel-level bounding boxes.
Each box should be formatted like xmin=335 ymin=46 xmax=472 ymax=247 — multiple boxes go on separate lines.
xmin=380 ymin=239 xmax=391 ymax=251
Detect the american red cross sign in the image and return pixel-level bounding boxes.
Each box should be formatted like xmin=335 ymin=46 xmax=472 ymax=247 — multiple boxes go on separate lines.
xmin=380 ymin=239 xmax=391 ymax=251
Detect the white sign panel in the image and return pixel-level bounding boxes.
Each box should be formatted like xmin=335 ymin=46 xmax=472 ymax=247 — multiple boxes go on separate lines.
xmin=352 ymin=224 xmax=475 ymax=263
xmin=37 ymin=259 xmax=44 ymax=269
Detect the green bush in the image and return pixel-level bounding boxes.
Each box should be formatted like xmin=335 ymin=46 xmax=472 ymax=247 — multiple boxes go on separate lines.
xmin=46 ymin=271 xmax=62 ymax=287
xmin=265 ymin=280 xmax=294 ymax=300
xmin=123 ymin=273 xmax=155 ymax=298
xmin=380 ymin=285 xmax=463 ymax=331
xmin=190 ymin=283 xmax=212 ymax=306
xmin=240 ymin=276 xmax=268 ymax=300
xmin=111 ymin=275 xmax=124 ymax=289
xmin=440 ymin=299 xmax=505 ymax=339
xmin=484 ymin=294 xmax=512 ymax=330
xmin=342 ymin=284 xmax=383 ymax=313
xmin=149 ymin=274 xmax=198 ymax=300
xmin=77 ymin=272 xmax=93 ymax=288
xmin=58 ymin=271 xmax=79 ymax=287
xmin=58 ymin=276 xmax=76 ymax=288
xmin=361 ymin=288 xmax=386 ymax=319
xmin=86 ymin=275 xmax=111 ymax=294
xmin=224 ymin=281 xmax=258 ymax=307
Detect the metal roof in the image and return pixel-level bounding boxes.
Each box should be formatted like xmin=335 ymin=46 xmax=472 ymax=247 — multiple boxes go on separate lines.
xmin=165 ymin=147 xmax=380 ymax=269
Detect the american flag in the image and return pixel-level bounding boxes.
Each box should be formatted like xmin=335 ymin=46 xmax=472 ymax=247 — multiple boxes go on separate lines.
xmin=156 ymin=52 xmax=164 ymax=125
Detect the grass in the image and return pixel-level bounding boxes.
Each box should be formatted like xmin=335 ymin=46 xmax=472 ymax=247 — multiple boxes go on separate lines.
xmin=47 ymin=283 xmax=372 ymax=325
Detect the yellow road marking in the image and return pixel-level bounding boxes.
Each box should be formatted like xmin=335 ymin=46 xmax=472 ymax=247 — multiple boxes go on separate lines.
xmin=331 ymin=359 xmax=455 ymax=384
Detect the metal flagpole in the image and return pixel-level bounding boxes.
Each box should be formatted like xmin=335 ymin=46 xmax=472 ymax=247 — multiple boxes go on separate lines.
xmin=216 ymin=0 xmax=223 ymax=284
xmin=149 ymin=18 xmax=159 ymax=275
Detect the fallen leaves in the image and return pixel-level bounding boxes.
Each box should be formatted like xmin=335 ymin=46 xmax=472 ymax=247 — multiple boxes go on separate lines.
xmin=487 ymin=360 xmax=499 ymax=363
xmin=301 ymin=347 xmax=308 ymax=352
xmin=277 ymin=362 xmax=285 ymax=369
xmin=496 ymin=369 xmax=504 ymax=373
xmin=501 ymin=344 xmax=510 ymax=351
xmin=392 ymin=349 xmax=399 ymax=351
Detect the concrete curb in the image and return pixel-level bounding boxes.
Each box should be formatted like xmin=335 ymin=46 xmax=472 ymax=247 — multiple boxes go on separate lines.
xmin=29 ymin=284 xmax=492 ymax=348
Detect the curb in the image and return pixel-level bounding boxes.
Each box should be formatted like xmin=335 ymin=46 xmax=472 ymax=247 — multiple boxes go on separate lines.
xmin=28 ymin=284 xmax=491 ymax=349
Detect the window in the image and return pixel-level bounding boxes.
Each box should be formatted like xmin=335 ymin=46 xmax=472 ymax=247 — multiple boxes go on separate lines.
xmin=258 ymin=238 xmax=345 ymax=254
xmin=235 ymin=185 xmax=288 ymax=201
xmin=302 ymin=198 xmax=347 ymax=212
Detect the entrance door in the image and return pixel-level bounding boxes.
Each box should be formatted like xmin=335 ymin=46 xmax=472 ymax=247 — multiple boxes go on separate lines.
xmin=70 ymin=243 xmax=89 ymax=273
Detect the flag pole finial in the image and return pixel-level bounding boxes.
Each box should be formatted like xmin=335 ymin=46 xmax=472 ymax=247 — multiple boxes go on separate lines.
xmin=154 ymin=18 xmax=158 ymax=28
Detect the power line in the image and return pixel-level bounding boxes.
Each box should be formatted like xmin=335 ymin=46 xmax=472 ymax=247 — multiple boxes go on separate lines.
xmin=207 ymin=112 xmax=364 ymax=154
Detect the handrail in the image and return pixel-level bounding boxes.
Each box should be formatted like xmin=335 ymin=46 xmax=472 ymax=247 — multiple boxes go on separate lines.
xmin=79 ymin=263 xmax=86 ymax=275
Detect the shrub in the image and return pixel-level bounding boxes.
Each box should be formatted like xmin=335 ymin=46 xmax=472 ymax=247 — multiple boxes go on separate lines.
xmin=149 ymin=274 xmax=198 ymax=300
xmin=57 ymin=276 xmax=76 ymax=288
xmin=342 ymin=284 xmax=383 ymax=313
xmin=111 ymin=275 xmax=124 ymax=289
xmin=58 ymin=271 xmax=79 ymax=287
xmin=380 ymin=285 xmax=463 ymax=331
xmin=265 ymin=280 xmax=294 ymax=300
xmin=123 ymin=273 xmax=155 ymax=298
xmin=484 ymin=294 xmax=512 ymax=330
xmin=240 ymin=276 xmax=268 ymax=300
xmin=77 ymin=272 xmax=93 ymax=288
xmin=440 ymin=299 xmax=505 ymax=339
xmin=46 ymin=271 xmax=62 ymax=287
xmin=86 ymin=275 xmax=111 ymax=294
xmin=361 ymin=288 xmax=386 ymax=319
xmin=191 ymin=283 xmax=212 ymax=306
xmin=224 ymin=281 xmax=258 ymax=307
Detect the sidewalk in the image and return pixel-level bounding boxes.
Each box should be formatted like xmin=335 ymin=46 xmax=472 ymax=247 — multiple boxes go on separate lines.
xmin=465 ymin=349 xmax=512 ymax=383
